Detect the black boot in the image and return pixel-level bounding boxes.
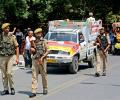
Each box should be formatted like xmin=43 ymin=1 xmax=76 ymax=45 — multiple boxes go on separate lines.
xmin=11 ymin=88 xmax=15 ymax=95
xmin=1 ymin=90 xmax=9 ymax=95
xmin=43 ymin=88 xmax=48 ymax=95
xmin=102 ymin=72 xmax=106 ymax=76
xmin=95 ymin=72 xmax=100 ymax=77
xmin=29 ymin=93 xmax=36 ymax=98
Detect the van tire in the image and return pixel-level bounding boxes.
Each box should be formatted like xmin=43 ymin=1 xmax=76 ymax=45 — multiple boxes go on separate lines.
xmin=69 ymin=56 xmax=79 ymax=74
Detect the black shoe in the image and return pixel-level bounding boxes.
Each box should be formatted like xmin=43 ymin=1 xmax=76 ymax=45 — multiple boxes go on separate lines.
xmin=95 ymin=72 xmax=100 ymax=77
xmin=29 ymin=93 xmax=36 ymax=98
xmin=11 ymin=88 xmax=15 ymax=95
xmin=43 ymin=89 xmax=48 ymax=95
xmin=1 ymin=90 xmax=9 ymax=95
xmin=102 ymin=72 xmax=106 ymax=76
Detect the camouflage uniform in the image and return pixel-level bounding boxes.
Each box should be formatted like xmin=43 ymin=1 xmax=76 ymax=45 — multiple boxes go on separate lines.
xmin=95 ymin=29 xmax=111 ymax=76
xmin=32 ymin=37 xmax=48 ymax=93
xmin=30 ymin=28 xmax=48 ymax=98
xmin=0 ymin=32 xmax=18 ymax=91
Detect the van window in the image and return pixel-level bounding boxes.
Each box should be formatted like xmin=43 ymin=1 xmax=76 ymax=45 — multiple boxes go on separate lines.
xmin=79 ymin=32 xmax=84 ymax=43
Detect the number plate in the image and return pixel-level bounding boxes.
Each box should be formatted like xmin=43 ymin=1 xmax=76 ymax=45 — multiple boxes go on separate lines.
xmin=47 ymin=58 xmax=56 ymax=63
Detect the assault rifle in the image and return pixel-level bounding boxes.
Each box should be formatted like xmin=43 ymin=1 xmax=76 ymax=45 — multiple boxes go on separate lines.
xmin=97 ymin=36 xmax=107 ymax=58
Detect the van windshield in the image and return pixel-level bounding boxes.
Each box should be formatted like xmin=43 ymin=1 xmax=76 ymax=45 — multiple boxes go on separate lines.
xmin=45 ymin=32 xmax=77 ymax=43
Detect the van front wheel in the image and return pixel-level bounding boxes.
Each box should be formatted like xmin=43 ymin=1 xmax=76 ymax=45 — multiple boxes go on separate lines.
xmin=69 ymin=56 xmax=79 ymax=74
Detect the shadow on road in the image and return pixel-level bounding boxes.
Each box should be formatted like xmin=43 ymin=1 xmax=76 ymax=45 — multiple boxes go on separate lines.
xmin=80 ymin=82 xmax=120 ymax=87
xmin=47 ymin=64 xmax=89 ymax=75
xmin=79 ymin=65 xmax=90 ymax=70
xmin=26 ymin=70 xmax=32 ymax=74
xmin=25 ymin=64 xmax=90 ymax=75
xmin=18 ymin=91 xmax=31 ymax=96
xmin=84 ymin=73 xmax=96 ymax=77
xmin=47 ymin=67 xmax=68 ymax=75
xmin=80 ymin=82 xmax=96 ymax=85
xmin=111 ymin=84 xmax=120 ymax=87
xmin=18 ymin=91 xmax=44 ymax=97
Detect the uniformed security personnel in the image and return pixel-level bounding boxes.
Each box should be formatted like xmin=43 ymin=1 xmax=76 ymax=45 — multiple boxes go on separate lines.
xmin=29 ymin=28 xmax=49 ymax=98
xmin=95 ymin=27 xmax=111 ymax=77
xmin=0 ymin=23 xmax=19 ymax=95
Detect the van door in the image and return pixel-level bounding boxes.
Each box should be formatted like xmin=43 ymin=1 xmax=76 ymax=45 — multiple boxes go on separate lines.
xmin=79 ymin=32 xmax=87 ymax=60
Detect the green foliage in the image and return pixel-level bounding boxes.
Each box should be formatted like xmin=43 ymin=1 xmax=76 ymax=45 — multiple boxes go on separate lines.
xmin=106 ymin=11 xmax=120 ymax=23
xmin=0 ymin=0 xmax=120 ymax=28
xmin=15 ymin=0 xmax=29 ymax=19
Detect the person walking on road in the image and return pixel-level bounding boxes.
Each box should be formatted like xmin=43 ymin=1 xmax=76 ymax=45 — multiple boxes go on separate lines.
xmin=23 ymin=30 xmax=35 ymax=68
xmin=0 ymin=23 xmax=19 ymax=95
xmin=95 ymin=27 xmax=111 ymax=77
xmin=15 ymin=28 xmax=24 ymax=54
xmin=29 ymin=28 xmax=49 ymax=98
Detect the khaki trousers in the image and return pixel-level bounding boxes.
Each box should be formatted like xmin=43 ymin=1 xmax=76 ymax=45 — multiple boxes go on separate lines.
xmin=96 ymin=50 xmax=107 ymax=74
xmin=32 ymin=58 xmax=47 ymax=93
xmin=0 ymin=55 xmax=14 ymax=90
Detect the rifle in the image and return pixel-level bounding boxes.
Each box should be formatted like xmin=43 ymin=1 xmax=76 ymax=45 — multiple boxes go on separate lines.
xmin=0 ymin=33 xmax=3 ymax=48
xmin=97 ymin=36 xmax=107 ymax=58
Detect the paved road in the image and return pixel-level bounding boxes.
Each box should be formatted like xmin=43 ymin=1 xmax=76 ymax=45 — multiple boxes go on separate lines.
xmin=0 ymin=54 xmax=120 ymax=100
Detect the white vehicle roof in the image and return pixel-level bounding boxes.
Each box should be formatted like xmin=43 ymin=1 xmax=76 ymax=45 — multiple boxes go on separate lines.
xmin=49 ymin=28 xmax=81 ymax=34
xmin=50 ymin=28 xmax=75 ymax=32
xmin=48 ymin=20 xmax=102 ymax=41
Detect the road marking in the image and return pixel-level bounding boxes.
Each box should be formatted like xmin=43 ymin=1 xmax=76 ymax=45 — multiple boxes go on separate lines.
xmin=31 ymin=75 xmax=89 ymax=100
xmin=30 ymin=55 xmax=120 ymax=100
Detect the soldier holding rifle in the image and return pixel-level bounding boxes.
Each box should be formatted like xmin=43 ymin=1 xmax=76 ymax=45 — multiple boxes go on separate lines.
xmin=95 ymin=27 xmax=111 ymax=77
xmin=29 ymin=28 xmax=49 ymax=98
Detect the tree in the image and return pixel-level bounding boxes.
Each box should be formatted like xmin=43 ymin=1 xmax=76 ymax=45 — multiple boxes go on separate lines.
xmin=0 ymin=0 xmax=120 ymax=29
